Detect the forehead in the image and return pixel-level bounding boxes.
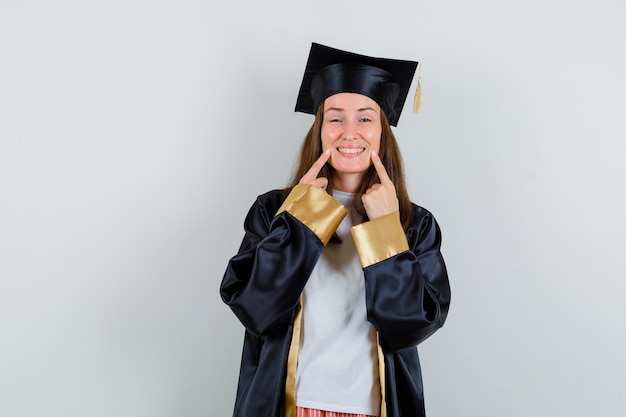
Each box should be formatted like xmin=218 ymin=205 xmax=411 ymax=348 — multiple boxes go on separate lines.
xmin=323 ymin=92 xmax=380 ymax=111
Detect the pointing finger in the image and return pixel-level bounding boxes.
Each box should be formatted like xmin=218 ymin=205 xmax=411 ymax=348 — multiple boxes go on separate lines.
xmin=300 ymin=149 xmax=331 ymax=184
xmin=371 ymin=150 xmax=393 ymax=186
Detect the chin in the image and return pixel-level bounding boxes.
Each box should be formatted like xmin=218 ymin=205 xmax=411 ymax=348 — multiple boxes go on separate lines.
xmin=332 ymin=164 xmax=370 ymax=175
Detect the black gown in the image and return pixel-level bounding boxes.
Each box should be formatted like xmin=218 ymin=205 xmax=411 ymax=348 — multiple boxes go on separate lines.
xmin=220 ymin=184 xmax=451 ymax=417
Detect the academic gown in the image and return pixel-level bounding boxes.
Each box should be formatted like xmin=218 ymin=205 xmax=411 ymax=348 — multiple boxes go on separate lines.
xmin=220 ymin=184 xmax=451 ymax=417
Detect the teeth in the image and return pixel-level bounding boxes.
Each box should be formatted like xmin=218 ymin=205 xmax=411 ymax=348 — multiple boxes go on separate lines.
xmin=338 ymin=147 xmax=364 ymax=154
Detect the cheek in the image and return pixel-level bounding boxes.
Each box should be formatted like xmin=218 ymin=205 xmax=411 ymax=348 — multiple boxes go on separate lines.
xmin=368 ymin=130 xmax=382 ymax=152
xmin=321 ymin=127 xmax=338 ymax=150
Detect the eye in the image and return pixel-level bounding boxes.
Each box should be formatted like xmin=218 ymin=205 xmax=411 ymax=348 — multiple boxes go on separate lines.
xmin=359 ymin=117 xmax=372 ymax=123
xmin=329 ymin=118 xmax=342 ymax=123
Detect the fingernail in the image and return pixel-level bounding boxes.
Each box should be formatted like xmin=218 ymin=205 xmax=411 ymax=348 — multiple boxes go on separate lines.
xmin=371 ymin=150 xmax=377 ymax=157
xmin=325 ymin=149 xmax=331 ymax=155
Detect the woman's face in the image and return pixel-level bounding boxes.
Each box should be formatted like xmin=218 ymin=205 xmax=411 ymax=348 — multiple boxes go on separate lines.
xmin=321 ymin=92 xmax=382 ymax=187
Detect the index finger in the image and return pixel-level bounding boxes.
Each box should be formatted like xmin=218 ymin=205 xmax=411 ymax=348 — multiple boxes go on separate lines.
xmin=371 ymin=150 xmax=393 ymax=185
xmin=300 ymin=149 xmax=331 ymax=184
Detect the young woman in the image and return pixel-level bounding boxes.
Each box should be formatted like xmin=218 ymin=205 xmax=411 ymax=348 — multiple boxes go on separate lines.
xmin=220 ymin=43 xmax=451 ymax=417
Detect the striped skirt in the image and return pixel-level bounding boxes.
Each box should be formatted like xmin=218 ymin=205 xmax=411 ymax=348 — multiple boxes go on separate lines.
xmin=296 ymin=407 xmax=375 ymax=417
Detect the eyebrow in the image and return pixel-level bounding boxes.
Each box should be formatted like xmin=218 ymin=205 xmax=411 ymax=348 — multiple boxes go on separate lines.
xmin=324 ymin=107 xmax=377 ymax=113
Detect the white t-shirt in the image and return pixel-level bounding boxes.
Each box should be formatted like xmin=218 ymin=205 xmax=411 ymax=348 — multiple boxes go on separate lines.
xmin=295 ymin=190 xmax=381 ymax=416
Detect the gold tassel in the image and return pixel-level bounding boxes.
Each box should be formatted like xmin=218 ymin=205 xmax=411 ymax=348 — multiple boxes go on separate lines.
xmin=412 ymin=63 xmax=422 ymax=114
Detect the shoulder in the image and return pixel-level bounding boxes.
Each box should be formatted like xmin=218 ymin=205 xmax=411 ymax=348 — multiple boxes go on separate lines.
xmin=240 ymin=189 xmax=291 ymax=234
xmin=409 ymin=202 xmax=437 ymax=223
xmin=406 ymin=202 xmax=443 ymax=243
xmin=244 ymin=188 xmax=290 ymax=220
xmin=255 ymin=188 xmax=289 ymax=210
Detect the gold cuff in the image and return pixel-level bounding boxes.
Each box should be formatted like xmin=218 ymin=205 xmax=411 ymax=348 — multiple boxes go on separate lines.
xmin=276 ymin=184 xmax=347 ymax=246
xmin=350 ymin=211 xmax=409 ymax=268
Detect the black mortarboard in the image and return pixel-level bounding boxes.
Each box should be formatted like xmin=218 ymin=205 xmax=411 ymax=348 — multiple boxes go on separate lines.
xmin=295 ymin=42 xmax=420 ymax=126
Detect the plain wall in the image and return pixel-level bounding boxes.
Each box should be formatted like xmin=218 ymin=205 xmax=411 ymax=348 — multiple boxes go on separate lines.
xmin=1 ymin=1 xmax=625 ymax=416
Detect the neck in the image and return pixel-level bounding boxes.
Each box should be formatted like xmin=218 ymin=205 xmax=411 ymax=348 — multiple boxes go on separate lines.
xmin=332 ymin=172 xmax=363 ymax=193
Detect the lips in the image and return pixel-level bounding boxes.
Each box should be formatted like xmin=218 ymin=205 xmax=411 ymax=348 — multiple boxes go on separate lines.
xmin=337 ymin=147 xmax=365 ymax=155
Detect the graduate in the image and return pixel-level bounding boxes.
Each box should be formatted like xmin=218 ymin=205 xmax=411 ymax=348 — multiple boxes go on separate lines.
xmin=220 ymin=42 xmax=451 ymax=417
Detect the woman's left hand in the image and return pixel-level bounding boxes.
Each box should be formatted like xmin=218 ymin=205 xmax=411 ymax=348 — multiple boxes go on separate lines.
xmin=362 ymin=150 xmax=399 ymax=220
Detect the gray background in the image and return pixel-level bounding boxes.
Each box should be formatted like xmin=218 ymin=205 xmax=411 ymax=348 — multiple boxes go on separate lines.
xmin=1 ymin=1 xmax=625 ymax=416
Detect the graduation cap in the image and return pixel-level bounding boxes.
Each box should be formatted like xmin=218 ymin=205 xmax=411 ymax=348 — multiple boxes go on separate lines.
xmin=295 ymin=42 xmax=421 ymax=126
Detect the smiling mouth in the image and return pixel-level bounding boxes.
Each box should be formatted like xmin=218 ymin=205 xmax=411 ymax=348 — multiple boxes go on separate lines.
xmin=337 ymin=147 xmax=365 ymax=155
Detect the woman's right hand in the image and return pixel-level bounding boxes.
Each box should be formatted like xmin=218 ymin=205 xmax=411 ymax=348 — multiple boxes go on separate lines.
xmin=298 ymin=149 xmax=331 ymax=191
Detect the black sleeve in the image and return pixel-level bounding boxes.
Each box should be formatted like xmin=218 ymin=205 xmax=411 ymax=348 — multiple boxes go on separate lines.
xmin=220 ymin=187 xmax=347 ymax=336
xmin=363 ymin=206 xmax=451 ymax=352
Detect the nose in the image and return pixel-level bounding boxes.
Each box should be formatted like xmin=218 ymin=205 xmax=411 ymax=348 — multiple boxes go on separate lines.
xmin=344 ymin=120 xmax=358 ymax=140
